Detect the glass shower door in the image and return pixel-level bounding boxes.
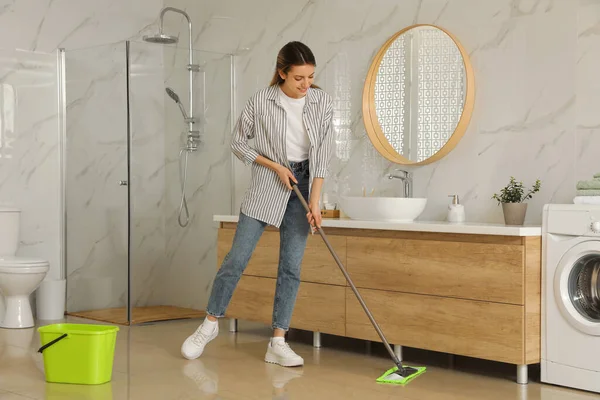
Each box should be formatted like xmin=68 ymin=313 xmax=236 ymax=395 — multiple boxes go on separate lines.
xmin=64 ymin=43 xmax=130 ymax=324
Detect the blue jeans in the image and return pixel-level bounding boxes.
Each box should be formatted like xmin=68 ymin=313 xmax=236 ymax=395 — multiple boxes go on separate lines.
xmin=206 ymin=160 xmax=311 ymax=331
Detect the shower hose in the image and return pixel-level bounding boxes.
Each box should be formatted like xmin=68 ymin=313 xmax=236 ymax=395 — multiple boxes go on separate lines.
xmin=178 ymin=148 xmax=190 ymax=227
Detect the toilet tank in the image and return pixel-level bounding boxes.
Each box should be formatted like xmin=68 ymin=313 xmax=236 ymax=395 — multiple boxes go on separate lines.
xmin=0 ymin=207 xmax=20 ymax=256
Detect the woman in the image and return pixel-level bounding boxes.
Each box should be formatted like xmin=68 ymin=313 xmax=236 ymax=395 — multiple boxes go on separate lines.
xmin=181 ymin=41 xmax=334 ymax=368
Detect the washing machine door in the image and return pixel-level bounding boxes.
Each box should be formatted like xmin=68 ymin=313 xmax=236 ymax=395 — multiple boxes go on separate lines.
xmin=555 ymin=241 xmax=600 ymax=336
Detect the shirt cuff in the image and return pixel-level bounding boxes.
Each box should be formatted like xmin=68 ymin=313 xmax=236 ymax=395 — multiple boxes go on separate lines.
xmin=243 ymin=148 xmax=259 ymax=166
xmin=313 ymin=168 xmax=328 ymax=179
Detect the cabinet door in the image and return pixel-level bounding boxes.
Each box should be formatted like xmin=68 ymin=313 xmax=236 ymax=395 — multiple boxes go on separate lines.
xmin=345 ymin=288 xmax=524 ymax=364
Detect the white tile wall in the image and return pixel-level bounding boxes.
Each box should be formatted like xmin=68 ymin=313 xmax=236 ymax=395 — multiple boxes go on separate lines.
xmin=0 ymin=49 xmax=60 ymax=279
xmin=165 ymin=0 xmax=595 ymax=227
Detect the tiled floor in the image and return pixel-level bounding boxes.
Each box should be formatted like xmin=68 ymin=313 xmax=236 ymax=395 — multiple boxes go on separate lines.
xmin=0 ymin=316 xmax=597 ymax=399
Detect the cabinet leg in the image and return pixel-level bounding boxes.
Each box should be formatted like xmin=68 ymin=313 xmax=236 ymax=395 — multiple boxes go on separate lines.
xmin=229 ymin=318 xmax=238 ymax=333
xmin=394 ymin=345 xmax=402 ymax=362
xmin=313 ymin=331 xmax=321 ymax=348
xmin=448 ymin=354 xmax=455 ymax=369
xmin=516 ymin=364 xmax=528 ymax=384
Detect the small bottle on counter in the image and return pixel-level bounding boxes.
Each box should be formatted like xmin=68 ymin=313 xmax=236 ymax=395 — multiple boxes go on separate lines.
xmin=447 ymin=195 xmax=465 ymax=223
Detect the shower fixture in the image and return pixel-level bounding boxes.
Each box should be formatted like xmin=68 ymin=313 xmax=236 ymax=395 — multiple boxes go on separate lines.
xmin=165 ymin=87 xmax=200 ymax=151
xmin=144 ymin=7 xmax=201 ymax=228
xmin=142 ymin=33 xmax=178 ymax=45
xmin=166 ymin=87 xmax=190 ymax=121
xmin=165 ymin=87 xmax=185 ymax=116
xmin=143 ymin=6 xmax=200 ymax=144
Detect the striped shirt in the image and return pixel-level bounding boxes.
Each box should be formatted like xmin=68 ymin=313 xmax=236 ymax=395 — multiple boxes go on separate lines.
xmin=231 ymin=84 xmax=334 ymax=228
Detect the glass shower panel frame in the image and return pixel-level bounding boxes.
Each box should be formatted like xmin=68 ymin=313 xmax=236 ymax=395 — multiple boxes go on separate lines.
xmin=64 ymin=40 xmax=234 ymax=325
xmin=64 ymin=42 xmax=130 ymax=324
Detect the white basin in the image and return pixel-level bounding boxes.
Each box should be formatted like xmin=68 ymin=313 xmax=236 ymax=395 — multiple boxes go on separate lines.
xmin=339 ymin=196 xmax=427 ymax=222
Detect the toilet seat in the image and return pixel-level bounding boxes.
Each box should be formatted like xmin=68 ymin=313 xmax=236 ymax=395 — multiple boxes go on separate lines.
xmin=0 ymin=256 xmax=49 ymax=273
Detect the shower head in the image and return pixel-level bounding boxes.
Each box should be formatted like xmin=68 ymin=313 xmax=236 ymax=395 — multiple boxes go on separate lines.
xmin=143 ymin=33 xmax=179 ymax=44
xmin=166 ymin=87 xmax=181 ymax=103
xmin=165 ymin=87 xmax=189 ymax=120
xmin=144 ymin=7 xmax=190 ymax=46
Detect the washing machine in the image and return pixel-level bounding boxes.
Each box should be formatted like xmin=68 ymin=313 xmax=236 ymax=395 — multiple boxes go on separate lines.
xmin=542 ymin=204 xmax=600 ymax=393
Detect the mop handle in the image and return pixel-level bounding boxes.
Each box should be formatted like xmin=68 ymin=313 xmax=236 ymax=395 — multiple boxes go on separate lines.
xmin=290 ymin=182 xmax=402 ymax=367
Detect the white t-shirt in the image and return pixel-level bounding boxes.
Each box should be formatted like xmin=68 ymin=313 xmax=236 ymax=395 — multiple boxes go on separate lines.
xmin=278 ymin=86 xmax=310 ymax=162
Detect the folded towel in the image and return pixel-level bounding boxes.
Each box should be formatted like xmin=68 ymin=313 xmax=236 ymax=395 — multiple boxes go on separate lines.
xmin=577 ymin=189 xmax=600 ymax=196
xmin=576 ymin=179 xmax=600 ymax=190
xmin=574 ymin=196 xmax=600 ymax=204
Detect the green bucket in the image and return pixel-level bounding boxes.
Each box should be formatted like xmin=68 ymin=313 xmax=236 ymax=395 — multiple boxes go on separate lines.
xmin=38 ymin=323 xmax=119 ymax=385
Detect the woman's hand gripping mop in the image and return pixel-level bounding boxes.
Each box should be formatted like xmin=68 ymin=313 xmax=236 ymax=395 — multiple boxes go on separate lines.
xmin=291 ymin=179 xmax=426 ymax=384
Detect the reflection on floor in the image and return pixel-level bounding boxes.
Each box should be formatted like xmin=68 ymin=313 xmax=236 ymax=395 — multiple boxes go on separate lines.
xmin=0 ymin=316 xmax=597 ymax=399
xmin=67 ymin=305 xmax=205 ymax=325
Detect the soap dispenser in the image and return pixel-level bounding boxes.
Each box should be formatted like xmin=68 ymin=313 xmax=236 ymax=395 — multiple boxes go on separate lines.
xmin=447 ymin=195 xmax=465 ymax=223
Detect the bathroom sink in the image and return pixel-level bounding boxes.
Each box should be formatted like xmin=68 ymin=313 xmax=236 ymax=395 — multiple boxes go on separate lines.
xmin=339 ymin=196 xmax=427 ymax=222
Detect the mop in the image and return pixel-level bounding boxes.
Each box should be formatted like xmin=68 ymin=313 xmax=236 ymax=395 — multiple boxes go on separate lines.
xmin=291 ymin=181 xmax=426 ymax=385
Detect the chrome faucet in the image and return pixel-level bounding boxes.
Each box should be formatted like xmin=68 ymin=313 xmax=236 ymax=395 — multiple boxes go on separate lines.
xmin=387 ymin=169 xmax=413 ymax=198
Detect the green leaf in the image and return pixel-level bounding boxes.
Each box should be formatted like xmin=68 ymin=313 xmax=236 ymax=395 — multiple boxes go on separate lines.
xmin=492 ymin=177 xmax=541 ymax=205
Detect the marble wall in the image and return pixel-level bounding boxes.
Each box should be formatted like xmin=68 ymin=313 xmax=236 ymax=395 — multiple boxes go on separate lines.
xmin=5 ymin=0 xmax=600 ymax=316
xmin=0 ymin=49 xmax=60 ymax=277
xmin=164 ymin=0 xmax=600 ymax=227
xmin=576 ymin=0 xmax=600 ymax=183
xmin=0 ymin=0 xmax=162 ymax=283
xmin=1 ymin=0 xmax=231 ymax=314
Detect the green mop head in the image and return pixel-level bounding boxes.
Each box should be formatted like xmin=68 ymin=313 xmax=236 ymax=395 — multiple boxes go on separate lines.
xmin=376 ymin=365 xmax=426 ymax=385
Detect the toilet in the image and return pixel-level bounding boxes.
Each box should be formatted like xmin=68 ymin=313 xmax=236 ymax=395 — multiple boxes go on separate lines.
xmin=0 ymin=207 xmax=49 ymax=329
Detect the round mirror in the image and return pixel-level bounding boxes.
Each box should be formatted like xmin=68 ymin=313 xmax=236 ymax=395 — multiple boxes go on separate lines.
xmin=363 ymin=24 xmax=474 ymax=165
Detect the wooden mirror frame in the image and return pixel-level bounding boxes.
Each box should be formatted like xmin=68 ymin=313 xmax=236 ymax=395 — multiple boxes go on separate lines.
xmin=362 ymin=24 xmax=475 ymax=166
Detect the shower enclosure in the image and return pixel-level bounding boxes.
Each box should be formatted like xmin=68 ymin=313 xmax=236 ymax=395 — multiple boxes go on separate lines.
xmin=63 ymin=39 xmax=234 ymax=325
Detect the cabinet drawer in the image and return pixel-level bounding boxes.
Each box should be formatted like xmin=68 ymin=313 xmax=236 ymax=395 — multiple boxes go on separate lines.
xmin=346 ymin=237 xmax=524 ymax=304
xmin=345 ymin=288 xmax=524 ymax=364
xmin=218 ymin=229 xmax=347 ymax=286
xmin=225 ymin=275 xmax=345 ymax=335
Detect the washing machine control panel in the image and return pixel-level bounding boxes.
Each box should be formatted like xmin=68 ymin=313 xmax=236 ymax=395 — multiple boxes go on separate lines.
xmin=546 ymin=208 xmax=600 ymax=236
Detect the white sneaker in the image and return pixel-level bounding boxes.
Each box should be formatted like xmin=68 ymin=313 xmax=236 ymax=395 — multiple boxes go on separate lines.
xmin=264 ymin=338 xmax=304 ymax=367
xmin=181 ymin=319 xmax=218 ymax=360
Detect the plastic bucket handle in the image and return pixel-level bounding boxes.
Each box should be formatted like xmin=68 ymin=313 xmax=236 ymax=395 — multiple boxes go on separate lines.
xmin=38 ymin=333 xmax=68 ymax=353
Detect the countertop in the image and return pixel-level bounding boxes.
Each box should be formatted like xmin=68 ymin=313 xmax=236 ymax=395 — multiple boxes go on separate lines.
xmin=213 ymin=215 xmax=542 ymax=236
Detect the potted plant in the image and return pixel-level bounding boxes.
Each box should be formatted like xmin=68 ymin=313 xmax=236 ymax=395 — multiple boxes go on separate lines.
xmin=492 ymin=177 xmax=541 ymax=225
